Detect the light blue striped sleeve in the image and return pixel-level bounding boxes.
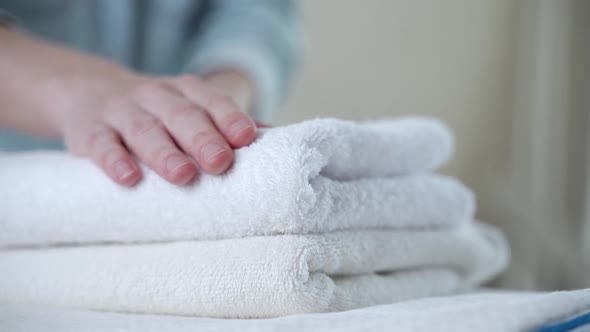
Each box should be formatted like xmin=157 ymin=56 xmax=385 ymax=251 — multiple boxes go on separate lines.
xmin=185 ymin=0 xmax=305 ymax=122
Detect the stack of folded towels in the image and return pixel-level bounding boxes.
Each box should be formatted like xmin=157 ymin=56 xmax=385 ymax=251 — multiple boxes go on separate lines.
xmin=0 ymin=117 xmax=509 ymax=318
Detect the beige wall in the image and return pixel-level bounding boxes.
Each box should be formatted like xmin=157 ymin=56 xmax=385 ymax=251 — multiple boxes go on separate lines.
xmin=278 ymin=0 xmax=590 ymax=290
xmin=280 ymin=0 xmax=517 ymax=186
xmin=280 ymin=1 xmax=518 ymax=213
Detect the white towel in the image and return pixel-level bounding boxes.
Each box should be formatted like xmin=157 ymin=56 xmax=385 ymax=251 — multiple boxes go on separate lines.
xmin=0 ymin=117 xmax=472 ymax=246
xmin=0 ymin=224 xmax=508 ymax=318
xmin=0 ymin=117 xmax=509 ymax=318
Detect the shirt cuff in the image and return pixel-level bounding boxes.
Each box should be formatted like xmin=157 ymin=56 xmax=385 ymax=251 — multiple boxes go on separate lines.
xmin=187 ymin=42 xmax=282 ymax=123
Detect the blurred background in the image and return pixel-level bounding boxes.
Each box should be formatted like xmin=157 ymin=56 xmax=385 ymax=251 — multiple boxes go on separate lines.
xmin=280 ymin=0 xmax=590 ymax=291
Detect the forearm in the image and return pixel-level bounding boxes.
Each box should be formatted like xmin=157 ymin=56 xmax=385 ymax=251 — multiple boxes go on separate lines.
xmin=0 ymin=27 xmax=255 ymax=136
xmin=0 ymin=27 xmax=139 ymax=136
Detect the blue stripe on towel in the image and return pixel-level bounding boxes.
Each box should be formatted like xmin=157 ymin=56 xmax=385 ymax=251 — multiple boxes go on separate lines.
xmin=535 ymin=311 xmax=590 ymax=332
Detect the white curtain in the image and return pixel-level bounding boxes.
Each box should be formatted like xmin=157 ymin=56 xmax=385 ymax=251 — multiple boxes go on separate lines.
xmin=491 ymin=0 xmax=590 ymax=290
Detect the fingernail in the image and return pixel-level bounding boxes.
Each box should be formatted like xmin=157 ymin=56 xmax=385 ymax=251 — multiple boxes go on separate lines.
xmin=166 ymin=155 xmax=191 ymax=174
xmin=201 ymin=143 xmax=227 ymax=164
xmin=230 ymin=119 xmax=254 ymax=138
xmin=114 ymin=160 xmax=136 ymax=180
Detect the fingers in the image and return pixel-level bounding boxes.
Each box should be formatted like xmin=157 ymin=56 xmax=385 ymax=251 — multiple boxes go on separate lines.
xmin=134 ymin=83 xmax=234 ymax=174
xmin=105 ymin=102 xmax=197 ymax=185
xmin=71 ymin=123 xmax=141 ymax=186
xmin=171 ymin=75 xmax=258 ymax=148
xmin=72 ymin=75 xmax=258 ymax=187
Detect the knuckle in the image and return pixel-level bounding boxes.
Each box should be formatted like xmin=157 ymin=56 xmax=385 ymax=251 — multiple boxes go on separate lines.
xmin=222 ymin=113 xmax=249 ymax=128
xmin=175 ymin=74 xmax=201 ymax=87
xmin=149 ymin=148 xmax=177 ymax=165
xmin=85 ymin=126 xmax=117 ymax=150
xmin=207 ymin=95 xmax=238 ymax=112
xmin=100 ymin=97 xmax=138 ymax=122
xmin=190 ymin=131 xmax=221 ymax=149
xmin=99 ymin=148 xmax=125 ymax=170
xmin=129 ymin=115 xmax=163 ymax=138
xmin=134 ymin=81 xmax=170 ymax=98
xmin=102 ymin=96 xmax=130 ymax=112
xmin=165 ymin=103 xmax=201 ymax=125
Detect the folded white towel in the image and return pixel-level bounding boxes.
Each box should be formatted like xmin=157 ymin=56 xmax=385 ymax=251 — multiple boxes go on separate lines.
xmin=0 ymin=117 xmax=508 ymax=318
xmin=0 ymin=223 xmax=508 ymax=318
xmin=0 ymin=117 xmax=472 ymax=247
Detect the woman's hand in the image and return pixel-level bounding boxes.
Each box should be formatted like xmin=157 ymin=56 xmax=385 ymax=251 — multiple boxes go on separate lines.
xmin=56 ymin=72 xmax=257 ymax=186
xmin=0 ymin=28 xmax=258 ymax=187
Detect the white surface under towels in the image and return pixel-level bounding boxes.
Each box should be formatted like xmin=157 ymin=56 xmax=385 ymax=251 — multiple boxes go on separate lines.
xmin=0 ymin=117 xmax=509 ymax=318
xmin=1 ymin=289 xmax=589 ymax=332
